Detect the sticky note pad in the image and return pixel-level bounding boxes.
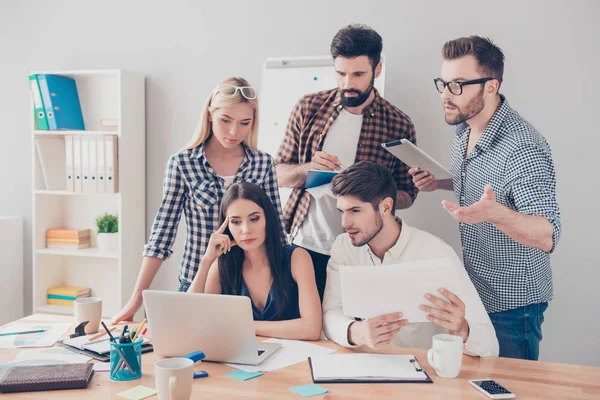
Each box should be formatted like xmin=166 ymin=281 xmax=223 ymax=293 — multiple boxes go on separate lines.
xmin=289 ymin=384 xmax=329 ymax=397
xmin=226 ymin=370 xmax=264 ymax=381
xmin=116 ymin=385 xmax=157 ymax=400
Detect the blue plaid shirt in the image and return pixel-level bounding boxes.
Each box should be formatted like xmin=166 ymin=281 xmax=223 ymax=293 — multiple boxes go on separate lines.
xmin=450 ymin=95 xmax=561 ymax=313
xmin=142 ymin=144 xmax=284 ymax=284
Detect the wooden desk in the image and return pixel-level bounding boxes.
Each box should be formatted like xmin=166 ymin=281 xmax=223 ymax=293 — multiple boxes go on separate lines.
xmin=1 ymin=315 xmax=599 ymax=399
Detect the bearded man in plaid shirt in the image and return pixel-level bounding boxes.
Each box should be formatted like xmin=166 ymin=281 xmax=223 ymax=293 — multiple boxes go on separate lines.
xmin=276 ymin=24 xmax=417 ymax=300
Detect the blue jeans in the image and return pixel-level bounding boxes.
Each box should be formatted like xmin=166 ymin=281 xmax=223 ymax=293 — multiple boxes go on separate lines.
xmin=488 ymin=302 xmax=548 ymax=360
xmin=178 ymin=279 xmax=190 ymax=293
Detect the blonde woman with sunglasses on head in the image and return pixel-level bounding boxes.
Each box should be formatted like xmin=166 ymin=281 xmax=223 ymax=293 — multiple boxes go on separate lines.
xmin=112 ymin=77 xmax=285 ymax=324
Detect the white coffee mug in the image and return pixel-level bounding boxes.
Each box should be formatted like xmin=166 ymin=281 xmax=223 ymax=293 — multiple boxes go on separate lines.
xmin=74 ymin=297 xmax=102 ymax=334
xmin=427 ymin=333 xmax=463 ymax=378
xmin=155 ymin=356 xmax=207 ymax=400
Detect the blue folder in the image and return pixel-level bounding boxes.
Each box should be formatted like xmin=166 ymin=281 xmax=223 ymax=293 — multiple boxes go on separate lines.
xmin=37 ymin=74 xmax=85 ymax=130
xmin=305 ymin=170 xmax=338 ymax=189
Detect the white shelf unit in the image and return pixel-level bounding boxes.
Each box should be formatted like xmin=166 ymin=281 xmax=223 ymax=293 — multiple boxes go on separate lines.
xmin=31 ymin=69 xmax=145 ymax=318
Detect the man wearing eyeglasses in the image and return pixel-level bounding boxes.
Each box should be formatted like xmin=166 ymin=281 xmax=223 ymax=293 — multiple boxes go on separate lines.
xmin=276 ymin=24 xmax=417 ymax=302
xmin=409 ymin=36 xmax=561 ymax=360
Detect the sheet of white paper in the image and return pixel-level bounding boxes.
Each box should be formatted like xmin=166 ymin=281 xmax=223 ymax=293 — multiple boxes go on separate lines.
xmin=0 ymin=347 xmax=91 ymax=379
xmin=226 ymin=338 xmax=336 ymax=372
xmin=310 ymin=354 xmax=427 ymax=380
xmin=21 ymin=314 xmax=66 ymax=322
xmin=340 ymin=258 xmax=466 ymax=322
xmin=0 ymin=323 xmax=72 ymax=348
xmin=93 ymin=362 xmax=111 ymax=372
xmin=305 ymin=184 xmax=333 ymax=200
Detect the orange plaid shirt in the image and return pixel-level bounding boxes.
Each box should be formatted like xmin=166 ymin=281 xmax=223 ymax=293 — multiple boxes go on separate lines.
xmin=276 ymin=88 xmax=417 ymax=237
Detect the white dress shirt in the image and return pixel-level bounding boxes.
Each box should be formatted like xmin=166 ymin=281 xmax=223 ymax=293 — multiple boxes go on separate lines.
xmin=322 ymin=219 xmax=499 ymax=357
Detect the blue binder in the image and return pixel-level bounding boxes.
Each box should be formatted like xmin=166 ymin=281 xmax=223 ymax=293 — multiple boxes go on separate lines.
xmin=37 ymin=74 xmax=85 ymax=130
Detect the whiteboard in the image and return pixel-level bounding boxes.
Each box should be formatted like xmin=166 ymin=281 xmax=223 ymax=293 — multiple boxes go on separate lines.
xmin=259 ymin=55 xmax=386 ymax=205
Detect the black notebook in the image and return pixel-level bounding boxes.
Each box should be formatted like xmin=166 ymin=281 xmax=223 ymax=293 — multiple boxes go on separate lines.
xmin=0 ymin=363 xmax=94 ymax=393
xmin=308 ymin=354 xmax=433 ymax=384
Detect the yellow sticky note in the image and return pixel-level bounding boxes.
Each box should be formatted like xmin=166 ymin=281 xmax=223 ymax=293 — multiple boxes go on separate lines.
xmin=117 ymin=385 xmax=157 ymax=400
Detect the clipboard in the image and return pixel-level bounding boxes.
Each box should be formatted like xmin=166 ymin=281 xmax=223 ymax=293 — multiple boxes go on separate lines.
xmin=382 ymin=139 xmax=452 ymax=180
xmin=308 ymin=354 xmax=433 ymax=384
xmin=305 ymin=170 xmax=339 ymax=189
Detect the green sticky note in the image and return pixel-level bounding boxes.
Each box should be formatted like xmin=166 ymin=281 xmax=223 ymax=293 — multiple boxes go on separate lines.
xmin=116 ymin=385 xmax=157 ymax=400
xmin=226 ymin=369 xmax=264 ymax=381
xmin=289 ymin=384 xmax=329 ymax=397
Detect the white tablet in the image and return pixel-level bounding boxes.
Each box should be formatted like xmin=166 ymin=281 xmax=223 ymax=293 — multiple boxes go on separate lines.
xmin=382 ymin=139 xmax=452 ymax=180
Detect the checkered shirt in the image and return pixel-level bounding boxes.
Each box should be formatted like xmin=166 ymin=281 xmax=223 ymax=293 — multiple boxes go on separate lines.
xmin=276 ymin=88 xmax=417 ymax=237
xmin=142 ymin=144 xmax=284 ymax=284
xmin=450 ymin=95 xmax=561 ymax=313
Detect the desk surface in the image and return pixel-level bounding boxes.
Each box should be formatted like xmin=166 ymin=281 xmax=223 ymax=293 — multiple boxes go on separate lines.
xmin=0 ymin=314 xmax=599 ymax=399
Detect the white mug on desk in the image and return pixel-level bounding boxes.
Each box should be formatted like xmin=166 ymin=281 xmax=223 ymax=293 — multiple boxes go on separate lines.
xmin=427 ymin=333 xmax=463 ymax=378
xmin=74 ymin=297 xmax=102 ymax=334
xmin=155 ymin=356 xmax=207 ymax=400
xmin=155 ymin=358 xmax=194 ymax=400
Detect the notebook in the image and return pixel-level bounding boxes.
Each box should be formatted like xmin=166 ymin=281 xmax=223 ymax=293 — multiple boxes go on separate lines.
xmin=58 ymin=336 xmax=153 ymax=362
xmin=308 ymin=354 xmax=432 ymax=384
xmin=305 ymin=170 xmax=338 ymax=189
xmin=0 ymin=363 xmax=94 ymax=393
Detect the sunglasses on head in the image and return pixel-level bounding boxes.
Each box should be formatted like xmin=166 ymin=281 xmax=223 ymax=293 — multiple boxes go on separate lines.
xmin=213 ymin=84 xmax=257 ymax=100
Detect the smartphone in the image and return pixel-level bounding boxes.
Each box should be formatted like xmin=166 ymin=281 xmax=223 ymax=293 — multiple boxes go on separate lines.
xmin=468 ymin=379 xmax=516 ymax=399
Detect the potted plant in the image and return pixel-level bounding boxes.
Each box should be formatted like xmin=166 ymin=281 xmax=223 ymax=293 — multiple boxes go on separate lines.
xmin=96 ymin=213 xmax=119 ymax=252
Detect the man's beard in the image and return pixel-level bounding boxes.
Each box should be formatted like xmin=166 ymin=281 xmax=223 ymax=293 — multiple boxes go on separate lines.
xmin=444 ymin=87 xmax=484 ymax=125
xmin=350 ymin=212 xmax=383 ymax=247
xmin=341 ymin=75 xmax=375 ymax=108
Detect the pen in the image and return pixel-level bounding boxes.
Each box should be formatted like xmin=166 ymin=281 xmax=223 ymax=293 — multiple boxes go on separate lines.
xmin=101 ymin=321 xmax=117 ymax=342
xmin=132 ymin=318 xmax=147 ymax=342
xmin=88 ymin=326 xmax=115 ymax=341
xmin=0 ymin=329 xmax=45 ymax=337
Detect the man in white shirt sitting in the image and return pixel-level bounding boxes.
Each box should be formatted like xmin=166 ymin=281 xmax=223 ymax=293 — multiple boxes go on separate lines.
xmin=322 ymin=161 xmax=499 ymax=357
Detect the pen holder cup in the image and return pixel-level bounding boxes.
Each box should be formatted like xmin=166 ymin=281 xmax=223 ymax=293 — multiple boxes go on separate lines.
xmin=109 ymin=340 xmax=143 ymax=381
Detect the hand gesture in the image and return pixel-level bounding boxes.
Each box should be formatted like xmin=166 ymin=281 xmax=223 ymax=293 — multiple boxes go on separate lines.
xmin=204 ymin=217 xmax=237 ymax=263
xmin=442 ymin=184 xmax=497 ymax=224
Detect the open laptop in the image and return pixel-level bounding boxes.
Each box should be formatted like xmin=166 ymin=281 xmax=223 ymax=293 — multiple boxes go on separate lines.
xmin=142 ymin=290 xmax=281 ymax=365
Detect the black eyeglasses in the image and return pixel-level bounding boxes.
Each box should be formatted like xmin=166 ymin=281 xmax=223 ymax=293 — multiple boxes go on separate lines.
xmin=434 ymin=77 xmax=493 ymax=96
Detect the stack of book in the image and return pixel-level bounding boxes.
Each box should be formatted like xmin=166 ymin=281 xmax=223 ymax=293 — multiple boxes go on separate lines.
xmin=46 ymin=229 xmax=91 ymax=249
xmin=47 ymin=286 xmax=91 ymax=306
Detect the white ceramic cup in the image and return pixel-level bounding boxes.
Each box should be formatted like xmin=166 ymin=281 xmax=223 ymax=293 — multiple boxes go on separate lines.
xmin=155 ymin=358 xmax=195 ymax=400
xmin=427 ymin=333 xmax=463 ymax=378
xmin=74 ymin=297 xmax=102 ymax=334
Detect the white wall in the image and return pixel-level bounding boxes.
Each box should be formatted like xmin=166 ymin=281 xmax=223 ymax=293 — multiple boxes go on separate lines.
xmin=1 ymin=0 xmax=598 ymax=366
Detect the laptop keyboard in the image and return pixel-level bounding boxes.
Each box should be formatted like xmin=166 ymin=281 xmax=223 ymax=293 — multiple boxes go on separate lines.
xmin=257 ymin=350 xmax=265 ymax=356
